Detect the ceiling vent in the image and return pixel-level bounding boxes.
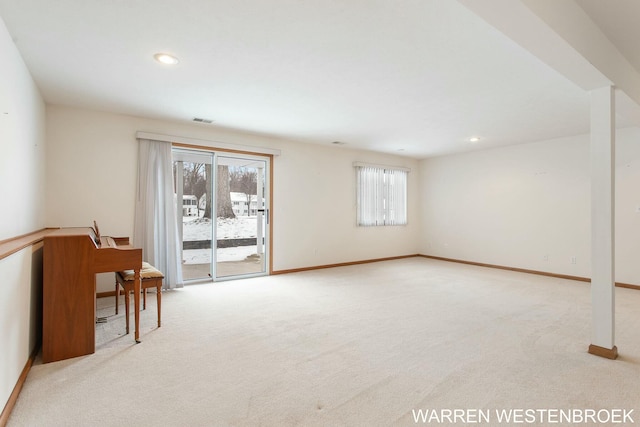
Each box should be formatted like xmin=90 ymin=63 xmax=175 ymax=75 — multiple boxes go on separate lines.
xmin=193 ymin=117 xmax=213 ymax=124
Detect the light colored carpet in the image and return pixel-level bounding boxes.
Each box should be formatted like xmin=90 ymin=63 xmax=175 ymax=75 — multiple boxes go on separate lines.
xmin=7 ymin=258 xmax=640 ymax=426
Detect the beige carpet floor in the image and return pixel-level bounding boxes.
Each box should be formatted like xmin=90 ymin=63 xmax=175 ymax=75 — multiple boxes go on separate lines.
xmin=7 ymin=257 xmax=640 ymax=426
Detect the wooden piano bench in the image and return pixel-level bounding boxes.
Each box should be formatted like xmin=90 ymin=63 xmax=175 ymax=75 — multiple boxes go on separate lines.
xmin=115 ymin=262 xmax=164 ymax=334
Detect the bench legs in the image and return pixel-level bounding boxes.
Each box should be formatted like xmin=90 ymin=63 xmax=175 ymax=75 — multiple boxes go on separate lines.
xmin=114 ymin=275 xmax=162 ymax=335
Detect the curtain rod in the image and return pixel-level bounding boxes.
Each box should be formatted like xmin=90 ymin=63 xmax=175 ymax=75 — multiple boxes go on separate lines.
xmin=353 ymin=161 xmax=411 ymax=172
xmin=136 ymin=131 xmax=281 ymax=156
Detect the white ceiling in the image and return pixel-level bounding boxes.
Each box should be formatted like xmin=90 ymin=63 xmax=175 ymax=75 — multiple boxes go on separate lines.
xmin=0 ymin=0 xmax=637 ymax=158
xmin=575 ymin=0 xmax=640 ymax=74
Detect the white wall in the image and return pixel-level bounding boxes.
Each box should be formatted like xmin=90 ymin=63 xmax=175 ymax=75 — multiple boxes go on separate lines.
xmin=46 ymin=105 xmax=420 ymax=287
xmin=0 ymin=16 xmax=45 ymax=417
xmin=0 ymin=25 xmax=45 ymax=240
xmin=614 ymin=127 xmax=640 ymax=284
xmin=419 ymin=127 xmax=640 ymax=284
xmin=273 ymin=139 xmax=420 ymax=270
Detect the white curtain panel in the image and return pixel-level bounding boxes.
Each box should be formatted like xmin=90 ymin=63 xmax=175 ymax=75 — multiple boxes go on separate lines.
xmin=134 ymin=138 xmax=183 ymax=289
xmin=357 ymin=166 xmax=382 ymax=226
xmin=356 ymin=166 xmax=407 ymax=226
xmin=387 ymin=168 xmax=407 ymax=225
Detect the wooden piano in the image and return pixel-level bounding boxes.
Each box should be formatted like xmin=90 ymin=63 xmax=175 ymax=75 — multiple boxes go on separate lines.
xmin=43 ymin=227 xmax=142 ymax=363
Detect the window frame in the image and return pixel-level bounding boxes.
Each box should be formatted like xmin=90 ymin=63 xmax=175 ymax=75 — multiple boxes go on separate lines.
xmin=355 ymin=163 xmax=409 ymax=227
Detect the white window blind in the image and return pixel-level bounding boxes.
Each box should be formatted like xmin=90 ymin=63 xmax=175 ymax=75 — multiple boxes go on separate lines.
xmin=356 ymin=165 xmax=408 ymax=226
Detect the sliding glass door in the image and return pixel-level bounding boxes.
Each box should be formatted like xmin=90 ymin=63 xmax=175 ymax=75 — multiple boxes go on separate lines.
xmin=173 ymin=148 xmax=270 ymax=282
xmin=215 ymin=155 xmax=268 ymax=279
xmin=173 ymin=149 xmax=214 ymax=281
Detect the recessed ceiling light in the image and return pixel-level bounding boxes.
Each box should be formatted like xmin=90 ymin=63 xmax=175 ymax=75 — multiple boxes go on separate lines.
xmin=468 ymin=136 xmax=481 ymax=143
xmin=154 ymin=53 xmax=179 ymax=65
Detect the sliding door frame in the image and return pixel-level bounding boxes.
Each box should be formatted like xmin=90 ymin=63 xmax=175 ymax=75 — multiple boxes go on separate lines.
xmin=173 ymin=142 xmax=274 ymax=276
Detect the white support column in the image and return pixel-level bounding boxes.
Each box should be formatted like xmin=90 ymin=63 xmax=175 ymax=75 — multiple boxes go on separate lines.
xmin=588 ymin=85 xmax=617 ymax=359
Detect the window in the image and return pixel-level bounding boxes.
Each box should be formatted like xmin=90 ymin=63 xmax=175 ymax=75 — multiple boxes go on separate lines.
xmin=355 ymin=164 xmax=408 ymax=226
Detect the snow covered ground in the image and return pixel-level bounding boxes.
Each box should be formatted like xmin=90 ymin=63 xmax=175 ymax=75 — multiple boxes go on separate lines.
xmin=183 ymin=246 xmax=257 ymax=264
xmin=182 ymin=216 xmax=259 ymax=264
xmin=182 ymin=215 xmax=257 ymax=240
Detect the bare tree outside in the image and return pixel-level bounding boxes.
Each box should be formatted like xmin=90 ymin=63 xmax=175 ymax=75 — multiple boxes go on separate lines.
xmin=203 ymin=164 xmax=212 ymax=218
xmin=217 ymin=165 xmax=235 ymax=218
xmin=180 ymin=162 xmax=235 ymax=219
xmin=230 ymin=167 xmax=258 ymax=216
xmin=183 ymin=162 xmax=206 ymax=216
